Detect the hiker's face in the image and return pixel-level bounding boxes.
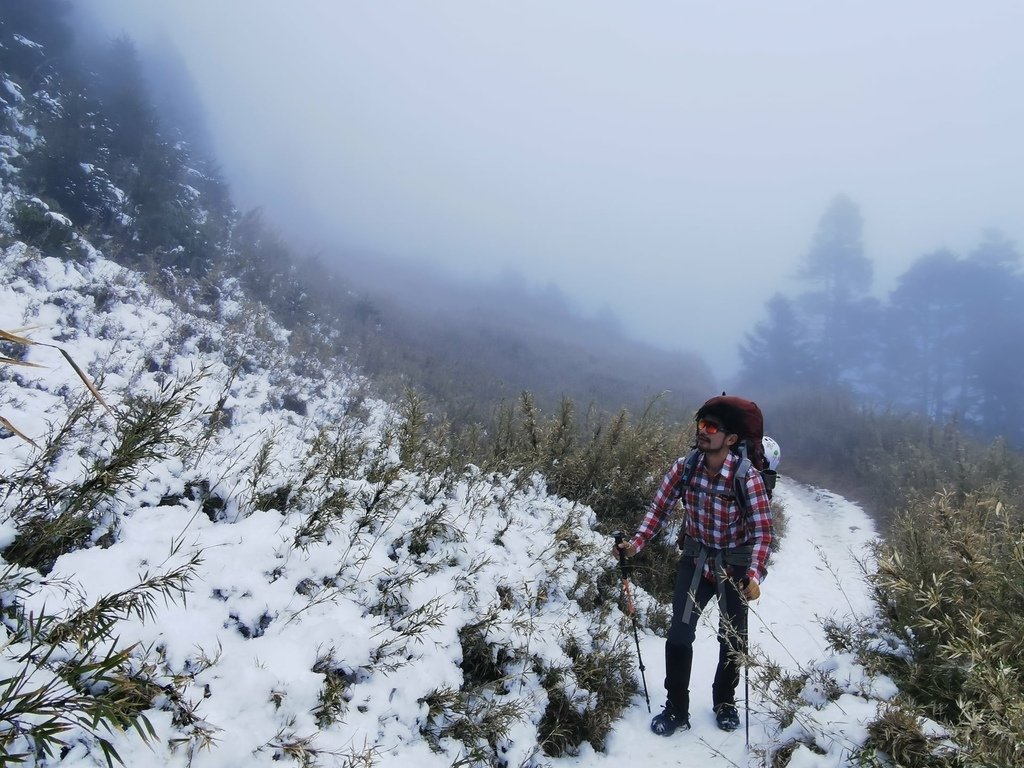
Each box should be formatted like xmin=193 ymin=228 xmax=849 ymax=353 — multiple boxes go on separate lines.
xmin=696 ymin=418 xmax=729 ymax=449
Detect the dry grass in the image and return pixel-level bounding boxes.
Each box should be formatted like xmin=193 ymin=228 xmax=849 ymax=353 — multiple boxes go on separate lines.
xmin=869 ymin=488 xmax=1024 ymax=766
xmin=1 ymin=326 xmax=113 ymax=447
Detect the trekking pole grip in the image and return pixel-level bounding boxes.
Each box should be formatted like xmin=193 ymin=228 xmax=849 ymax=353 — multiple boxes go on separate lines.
xmin=612 ymin=530 xmax=632 ymax=578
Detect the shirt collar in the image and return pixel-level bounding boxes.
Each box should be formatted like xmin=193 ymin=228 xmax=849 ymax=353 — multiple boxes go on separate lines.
xmin=698 ymin=449 xmax=739 ymax=479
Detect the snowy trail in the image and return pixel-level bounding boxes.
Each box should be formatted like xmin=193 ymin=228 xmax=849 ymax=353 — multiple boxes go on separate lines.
xmin=555 ymin=477 xmax=879 ymax=767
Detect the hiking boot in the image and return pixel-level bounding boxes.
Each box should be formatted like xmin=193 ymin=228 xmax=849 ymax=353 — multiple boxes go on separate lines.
xmin=714 ymin=703 xmax=740 ymax=732
xmin=650 ymin=703 xmax=690 ymax=737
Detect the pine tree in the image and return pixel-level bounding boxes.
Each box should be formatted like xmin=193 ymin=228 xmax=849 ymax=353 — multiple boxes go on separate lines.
xmin=881 ymin=233 xmax=1024 ymax=448
xmin=798 ymin=194 xmax=875 ymax=388
xmin=961 ymin=233 xmax=1024 ymax=445
xmin=882 ymin=249 xmax=965 ymax=419
xmin=737 ymin=293 xmax=814 ymax=394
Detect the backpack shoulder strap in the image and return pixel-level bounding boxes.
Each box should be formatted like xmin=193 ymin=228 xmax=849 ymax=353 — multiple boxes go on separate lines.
xmin=678 ymin=448 xmax=700 ymax=495
xmin=733 ymin=455 xmax=753 ymax=511
xmin=733 ymin=440 xmax=775 ymax=508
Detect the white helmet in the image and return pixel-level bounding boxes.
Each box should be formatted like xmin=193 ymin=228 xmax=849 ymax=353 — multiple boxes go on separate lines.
xmin=762 ymin=436 xmax=781 ymax=471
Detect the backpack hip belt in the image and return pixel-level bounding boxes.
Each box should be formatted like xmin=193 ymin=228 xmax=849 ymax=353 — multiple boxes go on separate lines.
xmin=678 ymin=537 xmax=754 ymax=626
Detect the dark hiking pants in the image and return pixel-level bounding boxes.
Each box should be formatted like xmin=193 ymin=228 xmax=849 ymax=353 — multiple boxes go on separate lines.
xmin=663 ymin=551 xmax=748 ymax=718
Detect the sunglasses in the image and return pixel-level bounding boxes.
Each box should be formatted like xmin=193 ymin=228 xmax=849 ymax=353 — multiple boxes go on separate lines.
xmin=696 ymin=418 xmax=728 ymax=435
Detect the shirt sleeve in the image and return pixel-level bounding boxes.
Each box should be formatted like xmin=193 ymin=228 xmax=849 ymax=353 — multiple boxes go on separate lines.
xmin=630 ymin=457 xmax=687 ymax=554
xmin=743 ymin=467 xmax=774 ymax=582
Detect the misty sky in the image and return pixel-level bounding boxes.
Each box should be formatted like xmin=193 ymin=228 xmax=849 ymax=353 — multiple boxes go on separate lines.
xmin=77 ymin=1 xmax=1024 ymax=377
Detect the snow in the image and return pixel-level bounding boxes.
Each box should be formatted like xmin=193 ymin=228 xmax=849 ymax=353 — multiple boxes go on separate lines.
xmin=2 ymin=77 xmax=23 ymax=101
xmin=0 ymin=240 xmax=900 ymax=767
xmin=12 ymin=34 xmax=43 ymax=50
xmin=44 ymin=210 xmax=73 ymax=227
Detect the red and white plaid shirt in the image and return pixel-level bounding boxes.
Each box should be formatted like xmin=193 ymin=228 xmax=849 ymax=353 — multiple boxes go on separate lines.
xmin=630 ymin=451 xmax=773 ymax=582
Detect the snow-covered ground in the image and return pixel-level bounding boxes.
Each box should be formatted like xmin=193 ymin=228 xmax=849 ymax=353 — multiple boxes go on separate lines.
xmin=1 ymin=242 xmax=896 ymax=767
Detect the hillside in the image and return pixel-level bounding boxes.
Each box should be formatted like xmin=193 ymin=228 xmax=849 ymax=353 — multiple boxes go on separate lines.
xmin=0 ymin=237 xmax=634 ymax=765
xmin=323 ymin=254 xmax=716 ymax=425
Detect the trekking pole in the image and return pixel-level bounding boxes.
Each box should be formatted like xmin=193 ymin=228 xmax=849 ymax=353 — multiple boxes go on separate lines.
xmin=744 ymin=605 xmax=750 ymax=749
xmin=612 ymin=531 xmax=651 ymax=712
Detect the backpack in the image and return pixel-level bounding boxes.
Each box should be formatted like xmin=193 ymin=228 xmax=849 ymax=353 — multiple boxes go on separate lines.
xmin=690 ymin=394 xmax=777 ymax=503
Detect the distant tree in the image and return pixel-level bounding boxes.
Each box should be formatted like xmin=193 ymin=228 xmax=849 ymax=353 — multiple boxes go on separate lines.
xmin=797 ymin=194 xmax=875 ymax=388
xmin=881 ymin=234 xmax=1024 ymax=448
xmin=89 ymin=37 xmax=158 ymax=161
xmin=968 ymin=228 xmax=1019 ymax=268
xmin=88 ymin=37 xmax=178 ymax=257
xmin=882 ymin=250 xmax=966 ymax=419
xmin=736 ymin=293 xmax=815 ymax=394
xmin=801 ymin=194 xmax=872 ymax=298
xmin=64 ymin=35 xmax=235 ymax=275
xmin=960 ymin=233 xmax=1024 ymax=445
xmin=839 ymin=294 xmax=886 ymax=398
xmin=19 ymin=71 xmax=130 ymax=230
xmin=231 ymin=208 xmax=292 ymax=293
xmin=141 ymin=35 xmax=216 ymax=158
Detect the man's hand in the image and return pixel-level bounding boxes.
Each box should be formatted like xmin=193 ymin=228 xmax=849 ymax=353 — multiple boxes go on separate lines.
xmin=612 ymin=540 xmax=637 ymax=560
xmin=742 ymin=578 xmax=761 ymax=601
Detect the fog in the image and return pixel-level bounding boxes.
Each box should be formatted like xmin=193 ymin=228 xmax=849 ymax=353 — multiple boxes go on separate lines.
xmin=76 ymin=1 xmax=1024 ymax=376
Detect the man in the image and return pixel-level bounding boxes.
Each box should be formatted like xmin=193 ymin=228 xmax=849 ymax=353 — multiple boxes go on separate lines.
xmin=615 ymin=397 xmax=773 ymax=735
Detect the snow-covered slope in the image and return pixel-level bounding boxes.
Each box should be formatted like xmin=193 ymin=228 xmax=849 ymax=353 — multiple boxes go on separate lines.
xmin=1 ymin=241 xmax=913 ymax=768
xmin=1 ymin=242 xmax=638 ymax=767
